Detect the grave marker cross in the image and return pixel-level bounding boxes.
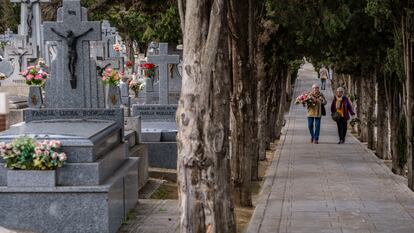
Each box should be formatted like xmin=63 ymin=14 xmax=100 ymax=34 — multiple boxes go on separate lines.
xmin=147 ymin=43 xmax=180 ymax=104
xmin=43 ymin=0 xmax=100 ymax=89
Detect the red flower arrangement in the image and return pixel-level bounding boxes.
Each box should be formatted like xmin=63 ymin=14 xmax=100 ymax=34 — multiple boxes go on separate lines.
xmin=126 ymin=60 xmax=134 ymax=69
xmin=140 ymin=63 xmax=156 ymax=77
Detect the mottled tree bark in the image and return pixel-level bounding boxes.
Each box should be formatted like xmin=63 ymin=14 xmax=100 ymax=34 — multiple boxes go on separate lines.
xmin=176 ymin=0 xmax=236 ymax=232
xmin=367 ymin=71 xmax=376 ymax=150
xmin=229 ymin=0 xmax=253 ymax=207
xmin=376 ymin=74 xmax=389 ymax=159
xmin=402 ymin=13 xmax=414 ymax=189
xmin=389 ymin=77 xmax=404 ymax=175
xmin=275 ymin=70 xmax=288 ymax=139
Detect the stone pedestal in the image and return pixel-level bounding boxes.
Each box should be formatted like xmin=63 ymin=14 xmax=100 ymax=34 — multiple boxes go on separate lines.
xmin=106 ymin=85 xmax=121 ymax=108
xmin=7 ymin=170 xmax=56 ymax=187
xmin=28 ymin=86 xmax=43 ymax=108
xmin=0 ymin=109 xmax=140 ymax=233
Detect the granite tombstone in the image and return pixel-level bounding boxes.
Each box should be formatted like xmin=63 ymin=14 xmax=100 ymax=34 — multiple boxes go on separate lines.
xmin=0 ymin=1 xmax=147 ymax=233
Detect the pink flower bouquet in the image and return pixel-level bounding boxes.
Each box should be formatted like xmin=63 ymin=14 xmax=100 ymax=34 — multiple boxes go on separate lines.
xmin=20 ymin=66 xmax=48 ymax=86
xmin=295 ymin=92 xmax=317 ymax=106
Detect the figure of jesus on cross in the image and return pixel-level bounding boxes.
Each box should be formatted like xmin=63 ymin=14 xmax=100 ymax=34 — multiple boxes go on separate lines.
xmin=50 ymin=27 xmax=93 ymax=89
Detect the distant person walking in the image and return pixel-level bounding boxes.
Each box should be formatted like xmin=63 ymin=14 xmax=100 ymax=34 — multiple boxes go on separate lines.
xmin=319 ymin=65 xmax=329 ymax=90
xmin=331 ymin=87 xmax=355 ymax=144
xmin=306 ymin=84 xmax=327 ymax=144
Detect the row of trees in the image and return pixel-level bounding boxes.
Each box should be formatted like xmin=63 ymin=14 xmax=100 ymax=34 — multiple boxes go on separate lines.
xmin=177 ymin=0 xmax=414 ymax=232
xmin=311 ymin=0 xmax=414 ymax=190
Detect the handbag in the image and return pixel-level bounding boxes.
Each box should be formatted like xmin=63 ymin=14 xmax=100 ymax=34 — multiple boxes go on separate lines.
xmin=321 ymin=104 xmax=326 ymax=116
xmin=331 ymin=112 xmax=340 ymax=121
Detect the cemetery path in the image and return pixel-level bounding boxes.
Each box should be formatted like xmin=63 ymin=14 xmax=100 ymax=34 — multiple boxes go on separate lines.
xmin=246 ymin=63 xmax=414 ymax=233
xmin=118 ymin=199 xmax=179 ymax=233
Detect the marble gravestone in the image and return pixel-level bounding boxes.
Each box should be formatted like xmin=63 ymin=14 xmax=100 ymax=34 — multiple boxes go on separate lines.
xmin=43 ymin=0 xmax=101 ymax=108
xmin=131 ymin=104 xmax=177 ymax=168
xmin=146 ymin=43 xmax=180 ymax=104
xmin=0 ymin=1 xmax=147 ymax=233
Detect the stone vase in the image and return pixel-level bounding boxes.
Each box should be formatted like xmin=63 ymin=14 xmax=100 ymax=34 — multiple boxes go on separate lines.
xmin=7 ymin=170 xmax=56 ymax=187
xmin=28 ymin=86 xmax=43 ymax=108
xmin=105 ymin=85 xmax=121 ymax=108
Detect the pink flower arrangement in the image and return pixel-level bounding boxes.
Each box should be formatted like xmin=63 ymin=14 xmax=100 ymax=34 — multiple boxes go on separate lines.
xmin=295 ymin=92 xmax=318 ymax=106
xmin=113 ymin=43 xmax=121 ymax=52
xmin=99 ymin=68 xmax=122 ymax=86
xmin=0 ymin=137 xmax=67 ymax=170
xmin=20 ymin=66 xmax=48 ymax=86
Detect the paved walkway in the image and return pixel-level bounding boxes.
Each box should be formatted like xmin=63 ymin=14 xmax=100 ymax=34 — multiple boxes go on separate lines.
xmin=119 ymin=199 xmax=179 ymax=233
xmin=246 ymin=63 xmax=414 ymax=233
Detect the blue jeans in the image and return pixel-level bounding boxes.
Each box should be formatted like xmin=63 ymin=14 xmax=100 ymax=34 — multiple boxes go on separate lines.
xmin=321 ymin=79 xmax=326 ymax=90
xmin=308 ymin=117 xmax=321 ymax=141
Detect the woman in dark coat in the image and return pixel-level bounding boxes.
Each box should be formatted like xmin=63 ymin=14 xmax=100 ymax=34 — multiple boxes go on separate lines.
xmin=331 ymin=87 xmax=355 ymax=144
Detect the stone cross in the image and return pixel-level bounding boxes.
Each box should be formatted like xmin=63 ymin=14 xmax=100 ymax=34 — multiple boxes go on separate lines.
xmin=1 ymin=45 xmax=36 ymax=86
xmin=42 ymin=0 xmax=101 ymax=108
xmin=101 ymin=20 xmax=117 ymax=59
xmin=11 ymin=0 xmax=50 ymax=56
xmin=147 ymin=43 xmax=179 ymax=104
xmin=5 ymin=37 xmax=36 ymax=73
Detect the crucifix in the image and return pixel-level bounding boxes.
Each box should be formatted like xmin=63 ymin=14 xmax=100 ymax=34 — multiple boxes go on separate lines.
xmin=42 ymin=0 xmax=101 ymax=108
xmin=43 ymin=0 xmax=100 ymax=89
xmin=5 ymin=36 xmax=36 ymax=73
xmin=50 ymin=27 xmax=94 ymax=89
xmin=147 ymin=43 xmax=180 ymax=104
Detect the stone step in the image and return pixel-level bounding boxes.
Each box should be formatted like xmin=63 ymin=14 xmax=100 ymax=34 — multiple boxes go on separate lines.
xmin=0 ymin=157 xmax=139 ymax=233
xmin=58 ymin=143 xmax=128 ymax=186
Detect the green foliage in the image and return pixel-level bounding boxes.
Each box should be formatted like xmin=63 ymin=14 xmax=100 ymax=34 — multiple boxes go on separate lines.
xmin=0 ymin=1 xmax=19 ymax=33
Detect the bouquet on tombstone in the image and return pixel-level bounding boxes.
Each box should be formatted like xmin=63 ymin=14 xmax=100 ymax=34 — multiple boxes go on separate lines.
xmin=99 ymin=68 xmax=123 ymax=86
xmin=0 ymin=137 xmax=67 ymax=170
xmin=20 ymin=65 xmax=48 ymax=86
xmin=113 ymin=43 xmax=122 ymax=53
xmin=128 ymin=79 xmax=145 ymax=97
xmin=295 ymin=92 xmax=318 ymax=106
xmin=140 ymin=63 xmax=157 ymax=78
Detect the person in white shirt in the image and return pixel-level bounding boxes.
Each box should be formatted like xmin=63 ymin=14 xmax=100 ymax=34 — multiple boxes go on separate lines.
xmin=319 ymin=65 xmax=329 ymax=90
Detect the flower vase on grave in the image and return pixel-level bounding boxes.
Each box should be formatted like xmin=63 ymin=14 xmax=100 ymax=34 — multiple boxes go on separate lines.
xmin=105 ymin=85 xmax=121 ymax=108
xmin=28 ymin=86 xmax=43 ymax=108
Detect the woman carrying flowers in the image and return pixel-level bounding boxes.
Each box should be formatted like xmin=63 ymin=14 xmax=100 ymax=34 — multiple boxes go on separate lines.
xmin=330 ymin=87 xmax=355 ymax=144
xmin=297 ymin=83 xmax=327 ymax=144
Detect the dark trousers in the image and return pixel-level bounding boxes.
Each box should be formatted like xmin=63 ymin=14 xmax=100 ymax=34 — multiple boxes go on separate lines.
xmin=336 ymin=118 xmax=347 ymax=141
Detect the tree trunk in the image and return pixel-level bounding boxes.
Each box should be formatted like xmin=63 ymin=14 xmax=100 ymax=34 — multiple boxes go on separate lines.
xmin=176 ymin=1 xmax=236 ymax=232
xmin=256 ymin=48 xmax=267 ymax=161
xmin=354 ymin=77 xmax=363 ymax=138
xmin=367 ymin=71 xmax=376 ymax=150
xmin=265 ymin=73 xmax=278 ymax=148
xmin=275 ymin=69 xmax=288 ymax=139
xmin=402 ymin=12 xmax=414 ymax=190
xmin=376 ymin=74 xmax=389 ymax=159
xmin=229 ymin=0 xmax=253 ymax=207
xmin=249 ymin=0 xmax=259 ymax=182
xmin=389 ymin=77 xmax=405 ymax=175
